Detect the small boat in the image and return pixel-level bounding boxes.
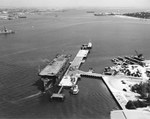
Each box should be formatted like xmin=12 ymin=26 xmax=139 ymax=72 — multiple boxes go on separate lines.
xmin=18 ymin=15 xmax=27 ymax=18
xmin=70 ymin=85 xmax=79 ymax=95
xmin=87 ymin=42 xmax=92 ymax=49
xmin=88 ymin=67 xmax=94 ymax=73
xmin=81 ymin=42 xmax=92 ymax=50
xmin=0 ymin=27 xmax=15 ymax=34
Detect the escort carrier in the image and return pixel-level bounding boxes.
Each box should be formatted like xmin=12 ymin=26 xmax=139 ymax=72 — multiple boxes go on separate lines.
xmin=38 ymin=54 xmax=71 ymax=92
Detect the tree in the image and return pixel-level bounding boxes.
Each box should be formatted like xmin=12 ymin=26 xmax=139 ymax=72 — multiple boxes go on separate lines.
xmin=131 ymin=80 xmax=150 ymax=101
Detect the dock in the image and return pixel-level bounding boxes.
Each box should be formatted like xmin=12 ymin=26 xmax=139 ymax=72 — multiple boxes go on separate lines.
xmin=59 ymin=42 xmax=92 ymax=87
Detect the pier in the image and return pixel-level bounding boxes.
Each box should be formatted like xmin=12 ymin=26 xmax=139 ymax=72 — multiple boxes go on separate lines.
xmin=59 ymin=42 xmax=92 ymax=87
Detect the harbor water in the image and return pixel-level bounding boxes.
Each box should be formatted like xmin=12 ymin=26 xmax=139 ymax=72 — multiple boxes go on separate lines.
xmin=0 ymin=9 xmax=150 ymax=119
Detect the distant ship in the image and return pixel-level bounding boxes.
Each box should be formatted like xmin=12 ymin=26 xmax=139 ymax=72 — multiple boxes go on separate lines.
xmin=94 ymin=13 xmax=104 ymax=16
xmin=38 ymin=54 xmax=71 ymax=91
xmin=18 ymin=15 xmax=27 ymax=18
xmin=0 ymin=27 xmax=15 ymax=34
xmin=17 ymin=13 xmax=27 ymax=18
xmin=94 ymin=12 xmax=114 ymax=16
xmin=86 ymin=11 xmax=95 ymax=13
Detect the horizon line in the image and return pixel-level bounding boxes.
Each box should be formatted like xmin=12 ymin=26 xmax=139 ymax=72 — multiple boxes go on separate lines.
xmin=0 ymin=6 xmax=150 ymax=10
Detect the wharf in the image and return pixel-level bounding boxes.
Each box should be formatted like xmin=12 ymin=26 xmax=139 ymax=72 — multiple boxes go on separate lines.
xmin=59 ymin=43 xmax=92 ymax=87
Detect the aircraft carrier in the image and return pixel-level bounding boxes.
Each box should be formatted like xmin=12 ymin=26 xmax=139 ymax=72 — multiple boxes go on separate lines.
xmin=38 ymin=54 xmax=71 ymax=91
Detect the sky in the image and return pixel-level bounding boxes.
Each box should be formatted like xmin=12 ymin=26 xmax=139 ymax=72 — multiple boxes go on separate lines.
xmin=0 ymin=0 xmax=150 ymax=8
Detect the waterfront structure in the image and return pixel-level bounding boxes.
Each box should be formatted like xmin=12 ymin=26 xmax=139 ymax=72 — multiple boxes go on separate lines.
xmin=59 ymin=42 xmax=92 ymax=87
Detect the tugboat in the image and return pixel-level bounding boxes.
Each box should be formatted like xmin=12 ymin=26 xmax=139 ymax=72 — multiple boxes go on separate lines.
xmin=70 ymin=85 xmax=79 ymax=95
xmin=0 ymin=27 xmax=15 ymax=34
xmin=81 ymin=42 xmax=92 ymax=50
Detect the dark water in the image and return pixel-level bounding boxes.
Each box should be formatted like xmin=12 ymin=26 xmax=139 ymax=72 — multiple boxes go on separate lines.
xmin=0 ymin=9 xmax=150 ymax=119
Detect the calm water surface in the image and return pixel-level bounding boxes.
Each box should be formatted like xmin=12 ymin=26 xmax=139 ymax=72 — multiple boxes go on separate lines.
xmin=0 ymin=9 xmax=150 ymax=119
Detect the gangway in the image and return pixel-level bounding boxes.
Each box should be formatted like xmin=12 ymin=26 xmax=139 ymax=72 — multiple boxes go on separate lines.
xmin=50 ymin=86 xmax=65 ymax=101
xmin=80 ymin=71 xmax=103 ymax=78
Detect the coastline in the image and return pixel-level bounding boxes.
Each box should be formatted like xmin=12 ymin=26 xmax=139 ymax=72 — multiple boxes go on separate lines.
xmin=101 ymin=75 xmax=150 ymax=119
xmin=102 ymin=75 xmax=129 ymax=109
xmin=114 ymin=15 xmax=143 ymax=20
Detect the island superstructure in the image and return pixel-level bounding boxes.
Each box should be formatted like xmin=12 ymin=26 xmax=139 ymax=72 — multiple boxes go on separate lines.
xmin=38 ymin=54 xmax=71 ymax=91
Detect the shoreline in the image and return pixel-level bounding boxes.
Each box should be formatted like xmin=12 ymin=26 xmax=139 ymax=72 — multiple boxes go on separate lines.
xmin=101 ymin=75 xmax=143 ymax=109
xmin=114 ymin=15 xmax=150 ymax=20
xmin=102 ymin=75 xmax=128 ymax=109
xmin=101 ymin=75 xmax=150 ymax=119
